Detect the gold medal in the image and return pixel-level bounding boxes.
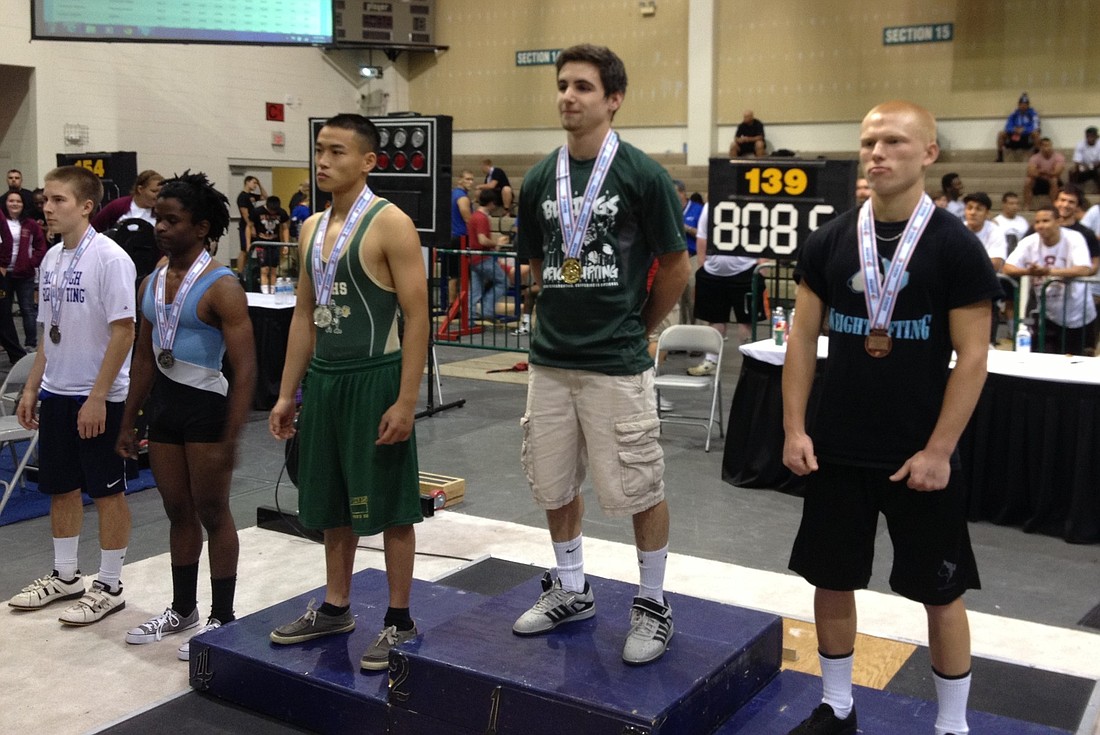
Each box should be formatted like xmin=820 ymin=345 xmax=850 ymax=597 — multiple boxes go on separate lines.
xmin=561 ymin=258 xmax=582 ymax=284
xmin=157 ymin=350 xmax=175 ymax=369
xmin=313 ymin=305 xmax=333 ymax=328
xmin=864 ymin=329 xmax=892 ymax=358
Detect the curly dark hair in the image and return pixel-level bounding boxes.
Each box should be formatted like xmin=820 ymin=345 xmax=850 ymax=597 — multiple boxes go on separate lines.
xmin=157 ymin=170 xmax=230 ymax=243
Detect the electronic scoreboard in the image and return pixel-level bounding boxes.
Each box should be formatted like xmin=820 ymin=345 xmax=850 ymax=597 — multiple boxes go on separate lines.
xmin=706 ymin=157 xmax=858 ymax=260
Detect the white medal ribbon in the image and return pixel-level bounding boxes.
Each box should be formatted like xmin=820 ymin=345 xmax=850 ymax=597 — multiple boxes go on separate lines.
xmin=311 ymin=185 xmax=375 ymax=307
xmin=555 ymin=129 xmax=620 ymax=263
xmin=49 ymin=225 xmax=97 ymax=335
xmin=154 ymin=250 xmax=211 ymax=353
xmin=857 ymin=194 xmax=934 ymax=333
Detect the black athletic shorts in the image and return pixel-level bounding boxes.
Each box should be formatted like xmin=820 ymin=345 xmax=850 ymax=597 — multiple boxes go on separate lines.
xmin=693 ymin=266 xmax=765 ymax=325
xmin=38 ymin=393 xmax=127 ymax=498
xmin=147 ymin=375 xmax=229 ymax=445
xmin=788 ymin=461 xmax=980 ymax=606
xmin=253 ymin=241 xmax=282 ymax=267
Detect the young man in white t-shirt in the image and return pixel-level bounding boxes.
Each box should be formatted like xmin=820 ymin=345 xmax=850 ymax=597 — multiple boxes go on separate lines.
xmin=992 ymin=192 xmax=1031 ymax=246
xmin=9 ymin=166 xmax=137 ymax=625
xmin=1004 ymin=205 xmax=1095 ymax=354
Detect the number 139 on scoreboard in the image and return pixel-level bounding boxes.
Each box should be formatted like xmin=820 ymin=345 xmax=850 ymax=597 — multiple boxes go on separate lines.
xmin=706 ymin=158 xmax=857 ymax=260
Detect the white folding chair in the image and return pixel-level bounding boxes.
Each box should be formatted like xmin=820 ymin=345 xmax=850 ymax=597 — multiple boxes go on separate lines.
xmin=653 ymin=324 xmax=725 ymax=452
xmin=1 ymin=352 xmax=36 ymax=416
xmin=0 ymin=417 xmax=39 ymax=520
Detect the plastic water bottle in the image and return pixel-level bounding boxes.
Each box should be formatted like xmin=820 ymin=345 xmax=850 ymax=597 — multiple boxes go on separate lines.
xmin=772 ymin=306 xmax=786 ymax=345
xmin=1015 ymin=322 xmax=1031 ymax=353
xmin=278 ymin=277 xmax=291 ymax=305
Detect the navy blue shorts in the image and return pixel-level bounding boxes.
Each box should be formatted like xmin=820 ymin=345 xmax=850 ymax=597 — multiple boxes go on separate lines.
xmin=788 ymin=461 xmax=980 ymax=606
xmin=37 ymin=394 xmax=127 ymax=498
xmin=147 ymin=376 xmax=228 ymax=445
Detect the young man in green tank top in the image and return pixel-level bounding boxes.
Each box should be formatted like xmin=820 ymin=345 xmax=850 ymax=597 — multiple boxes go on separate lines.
xmin=267 ymin=114 xmax=429 ymax=673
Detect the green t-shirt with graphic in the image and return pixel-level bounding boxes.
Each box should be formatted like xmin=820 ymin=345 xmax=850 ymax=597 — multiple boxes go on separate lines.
xmin=516 ymin=139 xmax=684 ymax=375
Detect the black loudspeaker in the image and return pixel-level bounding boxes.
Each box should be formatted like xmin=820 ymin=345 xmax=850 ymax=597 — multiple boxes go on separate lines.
xmin=55 ymin=151 xmax=137 ymax=206
xmin=309 ymin=115 xmax=453 ymax=246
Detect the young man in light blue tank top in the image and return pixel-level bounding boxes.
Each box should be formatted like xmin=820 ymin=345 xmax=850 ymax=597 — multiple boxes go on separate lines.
xmin=268 ymin=114 xmax=429 ymax=673
xmin=116 ymin=171 xmax=256 ymax=660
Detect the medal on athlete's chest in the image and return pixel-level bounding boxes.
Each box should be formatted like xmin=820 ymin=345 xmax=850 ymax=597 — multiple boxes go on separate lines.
xmin=154 ymin=251 xmax=211 ymax=371
xmin=49 ymin=325 xmax=61 ymax=344
xmin=856 ymin=195 xmax=934 ymax=359
xmin=313 ymin=187 xmax=374 ymax=326
xmin=157 ymin=350 xmax=175 ymax=369
xmin=313 ymin=305 xmax=333 ymax=328
xmin=556 ymin=130 xmax=619 ymax=286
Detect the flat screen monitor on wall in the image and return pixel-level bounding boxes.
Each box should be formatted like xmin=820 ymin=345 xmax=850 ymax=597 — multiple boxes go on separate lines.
xmin=31 ymin=0 xmax=334 ymax=45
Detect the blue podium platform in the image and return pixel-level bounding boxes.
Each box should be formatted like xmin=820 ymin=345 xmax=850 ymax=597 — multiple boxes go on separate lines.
xmin=717 ymin=669 xmax=1074 ymax=735
xmin=188 ymin=569 xmax=490 ymax=735
xmin=389 ymin=573 xmax=782 ymax=734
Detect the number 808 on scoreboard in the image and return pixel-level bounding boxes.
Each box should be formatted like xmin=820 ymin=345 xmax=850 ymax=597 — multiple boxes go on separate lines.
xmin=706 ymin=158 xmax=858 ymax=260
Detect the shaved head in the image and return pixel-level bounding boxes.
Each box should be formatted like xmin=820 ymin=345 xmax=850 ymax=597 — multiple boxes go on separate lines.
xmin=862 ymin=100 xmax=937 ymax=145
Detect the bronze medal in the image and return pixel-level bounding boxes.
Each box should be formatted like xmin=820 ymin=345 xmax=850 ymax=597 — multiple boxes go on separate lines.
xmin=561 ymin=258 xmax=582 ymax=284
xmin=49 ymin=325 xmax=61 ymax=344
xmin=864 ymin=329 xmax=892 ymax=358
xmin=157 ymin=349 xmax=175 ymax=369
xmin=313 ymin=305 xmax=333 ymax=328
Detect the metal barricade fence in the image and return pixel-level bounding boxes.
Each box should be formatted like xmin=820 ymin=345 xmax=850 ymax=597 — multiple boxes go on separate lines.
xmin=1033 ymin=276 xmax=1100 ymax=354
xmin=429 ymin=245 xmax=529 ymax=353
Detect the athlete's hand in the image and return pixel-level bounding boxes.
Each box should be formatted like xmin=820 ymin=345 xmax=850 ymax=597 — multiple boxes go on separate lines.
xmin=890 ymin=450 xmax=950 ymax=491
xmin=783 ymin=432 xmax=819 ymax=476
xmin=376 ymin=403 xmax=414 ymax=445
xmin=16 ymin=391 xmax=38 ymax=431
xmin=115 ymin=426 xmax=138 ymax=459
xmin=77 ymin=397 xmax=106 ymax=439
xmin=269 ymin=397 xmax=297 ymax=440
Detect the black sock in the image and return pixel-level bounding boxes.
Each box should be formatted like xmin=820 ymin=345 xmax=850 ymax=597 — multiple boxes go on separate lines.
xmin=384 ymin=606 xmax=414 ymax=631
xmin=318 ymin=602 xmax=349 ymax=617
xmin=171 ymin=562 xmax=200 ymax=617
xmin=210 ymin=575 xmax=237 ymax=623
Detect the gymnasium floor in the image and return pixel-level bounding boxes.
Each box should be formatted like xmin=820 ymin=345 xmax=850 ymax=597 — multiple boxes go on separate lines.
xmin=1 ymin=343 xmax=1098 ymax=734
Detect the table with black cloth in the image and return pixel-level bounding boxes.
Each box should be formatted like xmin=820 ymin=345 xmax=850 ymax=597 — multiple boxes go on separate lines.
xmin=246 ymin=292 xmax=294 ymax=409
xmin=722 ymin=339 xmax=1100 ymax=544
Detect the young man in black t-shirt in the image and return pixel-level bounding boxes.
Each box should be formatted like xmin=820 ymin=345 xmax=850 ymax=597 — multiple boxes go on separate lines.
xmin=247 ymin=196 xmax=289 ymax=294
xmin=782 ymin=101 xmax=1000 ymax=735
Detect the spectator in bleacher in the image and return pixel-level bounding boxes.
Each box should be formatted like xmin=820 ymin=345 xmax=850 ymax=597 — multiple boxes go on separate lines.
xmin=962 ymin=193 xmax=1007 ymax=272
xmin=941 ymin=172 xmax=965 ymax=218
xmin=855 ymin=177 xmax=871 ymax=206
xmin=476 ymin=158 xmax=513 ymax=212
xmin=7 ymin=169 xmax=36 ymax=216
xmin=1004 ymin=205 xmax=1095 ymax=354
xmin=467 ymin=188 xmax=509 ymax=326
xmin=1070 ymin=126 xmax=1100 ymax=189
xmin=993 ymin=192 xmax=1030 ymax=244
xmin=674 ymin=180 xmax=703 ymax=326
xmin=91 ymin=169 xmax=164 ymax=231
xmin=1023 ymin=137 xmax=1065 ymax=209
xmin=247 ymin=195 xmax=290 ymax=294
xmin=729 ymin=109 xmax=766 ymax=158
xmin=996 ymin=92 xmax=1041 ymax=162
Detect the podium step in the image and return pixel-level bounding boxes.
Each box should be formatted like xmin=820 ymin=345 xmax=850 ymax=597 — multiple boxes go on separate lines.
xmin=390 ymin=573 xmax=783 ymax=734
xmin=717 ymin=669 xmax=1074 ymax=734
xmin=188 ymin=569 xmax=490 ymax=735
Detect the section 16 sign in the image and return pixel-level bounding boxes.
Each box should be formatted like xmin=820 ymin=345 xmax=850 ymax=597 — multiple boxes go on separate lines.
xmin=706 ymin=157 xmax=857 ymax=260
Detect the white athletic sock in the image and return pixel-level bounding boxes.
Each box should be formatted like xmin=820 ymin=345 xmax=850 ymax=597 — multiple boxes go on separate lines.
xmin=637 ymin=545 xmax=668 ymax=603
xmin=97 ymin=547 xmax=127 ymax=593
xmin=933 ymin=669 xmax=971 ymax=735
xmin=521 ymin=314 xmax=530 ymax=325
xmin=53 ymin=536 xmax=80 ymax=580
xmin=818 ymin=650 xmax=855 ymax=719
xmin=552 ymin=535 xmax=585 ymax=592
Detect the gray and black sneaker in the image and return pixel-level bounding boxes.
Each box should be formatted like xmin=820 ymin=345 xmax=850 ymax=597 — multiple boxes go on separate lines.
xmin=126 ymin=606 xmax=200 ymax=644
xmin=360 ymin=624 xmax=419 ymax=671
xmin=270 ymin=599 xmax=355 ymax=644
xmin=622 ymin=596 xmax=674 ymax=665
xmin=787 ymin=703 xmax=857 ymax=735
xmin=512 ymin=572 xmax=595 ymax=636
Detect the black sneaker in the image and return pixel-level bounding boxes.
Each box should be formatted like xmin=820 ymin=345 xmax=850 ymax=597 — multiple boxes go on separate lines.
xmin=787 ymin=703 xmax=857 ymax=735
xmin=270 ymin=599 xmax=355 ymax=644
